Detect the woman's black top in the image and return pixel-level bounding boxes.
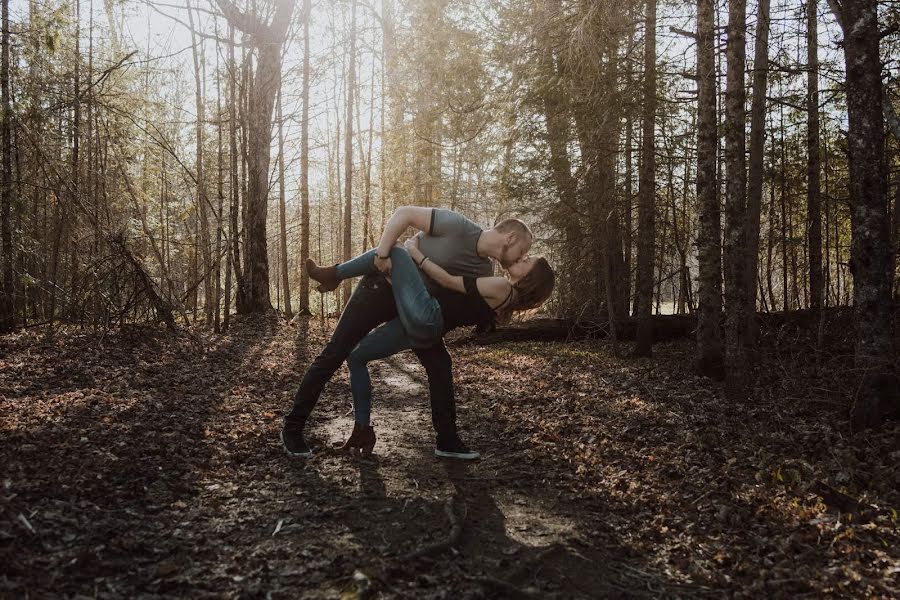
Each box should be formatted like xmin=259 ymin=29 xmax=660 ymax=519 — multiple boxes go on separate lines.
xmin=435 ymin=276 xmax=495 ymax=332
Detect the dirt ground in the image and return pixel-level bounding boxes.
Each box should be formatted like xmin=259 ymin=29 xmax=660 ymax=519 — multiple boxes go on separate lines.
xmin=1 ymin=314 xmax=898 ymax=599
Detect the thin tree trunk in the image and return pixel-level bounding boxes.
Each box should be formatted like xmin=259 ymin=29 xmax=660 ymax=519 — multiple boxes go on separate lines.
xmin=214 ymin=16 xmax=224 ymax=333
xmin=696 ymin=0 xmax=723 ymax=377
xmin=277 ymin=83 xmax=292 ymax=317
xmin=187 ymin=0 xmax=213 ymax=323
xmin=298 ymin=0 xmax=311 ymax=316
xmin=807 ymin=0 xmax=823 ymax=311
xmin=224 ymin=23 xmax=240 ymax=328
xmin=0 ymin=0 xmax=13 ymax=332
xmin=744 ymin=0 xmax=770 ymax=343
xmin=723 ymin=0 xmax=749 ymax=399
xmin=780 ymin=105 xmax=788 ymax=311
xmin=342 ymin=0 xmax=357 ymax=306
xmin=634 ymin=0 xmax=657 ymax=356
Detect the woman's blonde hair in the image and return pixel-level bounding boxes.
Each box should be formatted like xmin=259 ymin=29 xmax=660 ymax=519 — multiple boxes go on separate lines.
xmin=496 ymin=257 xmax=555 ymax=325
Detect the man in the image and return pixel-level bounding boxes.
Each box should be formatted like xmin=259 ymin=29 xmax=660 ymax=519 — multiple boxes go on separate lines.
xmin=281 ymin=206 xmax=532 ymax=459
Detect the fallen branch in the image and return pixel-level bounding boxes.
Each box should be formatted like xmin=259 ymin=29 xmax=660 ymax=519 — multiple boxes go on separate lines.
xmin=810 ymin=480 xmax=883 ymax=522
xmin=467 ymin=575 xmax=545 ymax=600
xmin=453 ymin=307 xmax=861 ymax=346
xmin=403 ymin=495 xmax=464 ymax=560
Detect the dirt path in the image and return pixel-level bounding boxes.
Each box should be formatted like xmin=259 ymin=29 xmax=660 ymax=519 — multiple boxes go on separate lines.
xmin=2 ymin=316 xmax=897 ymax=598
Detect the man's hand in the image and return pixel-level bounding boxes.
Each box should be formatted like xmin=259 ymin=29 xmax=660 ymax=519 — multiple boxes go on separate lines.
xmin=373 ymin=253 xmax=392 ymax=275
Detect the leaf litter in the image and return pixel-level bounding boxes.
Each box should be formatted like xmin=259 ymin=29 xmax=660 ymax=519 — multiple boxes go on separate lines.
xmin=0 ymin=314 xmax=897 ymax=598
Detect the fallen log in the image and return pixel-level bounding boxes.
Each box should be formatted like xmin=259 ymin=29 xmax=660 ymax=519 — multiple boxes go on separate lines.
xmin=453 ymin=307 xmax=861 ymax=346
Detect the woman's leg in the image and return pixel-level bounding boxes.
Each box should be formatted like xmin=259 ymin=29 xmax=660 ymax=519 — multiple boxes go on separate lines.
xmin=347 ymin=319 xmax=412 ymax=425
xmin=334 ymin=248 xmax=379 ymax=280
xmin=386 ymin=247 xmax=444 ymax=348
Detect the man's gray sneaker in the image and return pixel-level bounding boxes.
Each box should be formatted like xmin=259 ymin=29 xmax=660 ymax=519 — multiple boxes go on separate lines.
xmin=435 ymin=434 xmax=480 ymax=460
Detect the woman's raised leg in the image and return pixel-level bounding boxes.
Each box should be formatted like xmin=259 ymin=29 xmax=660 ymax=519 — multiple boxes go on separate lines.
xmin=307 ymin=249 xmax=379 ymax=292
xmin=385 ymin=247 xmax=444 ymax=348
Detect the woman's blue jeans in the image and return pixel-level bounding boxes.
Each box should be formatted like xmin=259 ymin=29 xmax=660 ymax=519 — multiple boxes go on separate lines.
xmin=335 ymin=247 xmax=444 ymax=425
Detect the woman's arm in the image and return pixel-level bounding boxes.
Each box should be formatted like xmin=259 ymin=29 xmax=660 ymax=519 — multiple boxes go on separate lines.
xmin=405 ymin=238 xmax=465 ymax=294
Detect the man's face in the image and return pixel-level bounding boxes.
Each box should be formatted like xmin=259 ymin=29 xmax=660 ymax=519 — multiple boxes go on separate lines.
xmin=499 ymin=233 xmax=532 ymax=269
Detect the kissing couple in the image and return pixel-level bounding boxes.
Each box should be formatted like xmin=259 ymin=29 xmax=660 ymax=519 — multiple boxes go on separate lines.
xmin=281 ymin=206 xmax=555 ymax=460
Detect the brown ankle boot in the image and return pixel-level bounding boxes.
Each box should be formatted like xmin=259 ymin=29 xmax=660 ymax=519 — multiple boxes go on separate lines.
xmin=306 ymin=258 xmax=340 ymax=292
xmin=341 ymin=423 xmax=376 ymax=456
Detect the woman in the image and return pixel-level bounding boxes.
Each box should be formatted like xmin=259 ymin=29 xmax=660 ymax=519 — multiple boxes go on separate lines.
xmin=306 ymin=235 xmax=555 ymax=455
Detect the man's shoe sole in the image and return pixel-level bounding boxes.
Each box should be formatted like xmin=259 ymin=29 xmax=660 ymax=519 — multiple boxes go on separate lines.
xmin=281 ymin=430 xmax=312 ymax=458
xmin=434 ymin=449 xmax=480 ymax=460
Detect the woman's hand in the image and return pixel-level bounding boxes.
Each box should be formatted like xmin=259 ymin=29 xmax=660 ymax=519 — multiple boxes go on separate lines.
xmin=404 ymin=236 xmax=424 ymax=263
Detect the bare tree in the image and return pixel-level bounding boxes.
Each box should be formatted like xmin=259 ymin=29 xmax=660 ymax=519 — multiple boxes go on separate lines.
xmin=745 ymin=0 xmax=770 ymax=342
xmin=187 ymin=0 xmax=214 ymax=323
xmin=342 ymin=0 xmax=357 ymax=306
xmin=277 ymin=83 xmax=292 ymax=318
xmin=828 ymin=0 xmax=897 ymax=428
xmin=634 ymin=0 xmax=658 ymax=357
xmin=696 ymin=0 xmax=724 ymax=378
xmin=298 ymin=0 xmax=311 ymax=315
xmin=806 ymin=0 xmax=823 ymax=311
xmin=723 ymin=0 xmax=749 ymax=399
xmin=0 ymin=0 xmax=12 ymax=332
xmin=216 ymin=0 xmax=296 ymax=313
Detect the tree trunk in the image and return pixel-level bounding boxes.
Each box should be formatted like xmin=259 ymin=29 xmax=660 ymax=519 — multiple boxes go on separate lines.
xmin=829 ymin=0 xmax=897 ymax=428
xmin=215 ymin=17 xmax=224 ymax=333
xmin=342 ymin=0 xmax=357 ymax=306
xmin=745 ymin=0 xmax=770 ymax=343
xmin=298 ymin=0 xmax=311 ymax=316
xmin=696 ymin=0 xmax=723 ymax=377
xmin=187 ymin=0 xmax=213 ymax=323
xmin=216 ymin=0 xmax=296 ymax=313
xmin=538 ymin=0 xmax=581 ymax=317
xmin=723 ymin=0 xmax=749 ymax=399
xmin=807 ymin=0 xmax=823 ymax=311
xmin=634 ymin=0 xmax=657 ymax=356
xmin=276 ymin=84 xmax=292 ymax=318
xmin=0 ymin=0 xmax=13 ymax=332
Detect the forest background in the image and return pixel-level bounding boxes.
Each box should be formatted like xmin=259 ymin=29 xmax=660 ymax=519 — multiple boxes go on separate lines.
xmin=0 ymin=0 xmax=898 ymax=425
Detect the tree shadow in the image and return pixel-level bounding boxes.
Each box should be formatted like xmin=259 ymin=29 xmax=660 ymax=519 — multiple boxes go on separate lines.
xmin=0 ymin=315 xmax=283 ymax=595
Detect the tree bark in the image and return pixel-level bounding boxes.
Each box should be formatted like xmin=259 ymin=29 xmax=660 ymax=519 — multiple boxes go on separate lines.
xmin=634 ymin=0 xmax=658 ymax=356
xmin=216 ymin=0 xmax=295 ymax=313
xmin=806 ymin=0 xmax=823 ymax=311
xmin=745 ymin=0 xmax=770 ymax=343
xmin=723 ymin=0 xmax=749 ymax=399
xmin=696 ymin=0 xmax=723 ymax=377
xmin=538 ymin=0 xmax=581 ymax=317
xmin=187 ymin=0 xmax=213 ymax=323
xmin=298 ymin=0 xmax=311 ymax=315
xmin=276 ymin=83 xmax=292 ymax=317
xmin=342 ymin=0 xmax=357 ymax=306
xmin=829 ymin=0 xmax=897 ymax=428
xmin=0 ymin=0 xmax=13 ymax=332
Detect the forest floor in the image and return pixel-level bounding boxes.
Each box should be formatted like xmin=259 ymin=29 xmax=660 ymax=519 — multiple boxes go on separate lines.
xmin=1 ymin=313 xmax=898 ymax=599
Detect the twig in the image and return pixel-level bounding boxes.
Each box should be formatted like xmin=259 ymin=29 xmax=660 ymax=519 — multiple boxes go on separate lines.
xmin=467 ymin=575 xmax=545 ymax=600
xmin=403 ymin=495 xmax=464 ymax=560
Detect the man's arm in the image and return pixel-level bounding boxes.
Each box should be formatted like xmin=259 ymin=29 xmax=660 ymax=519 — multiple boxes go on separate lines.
xmin=373 ymin=207 xmax=433 ymax=273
